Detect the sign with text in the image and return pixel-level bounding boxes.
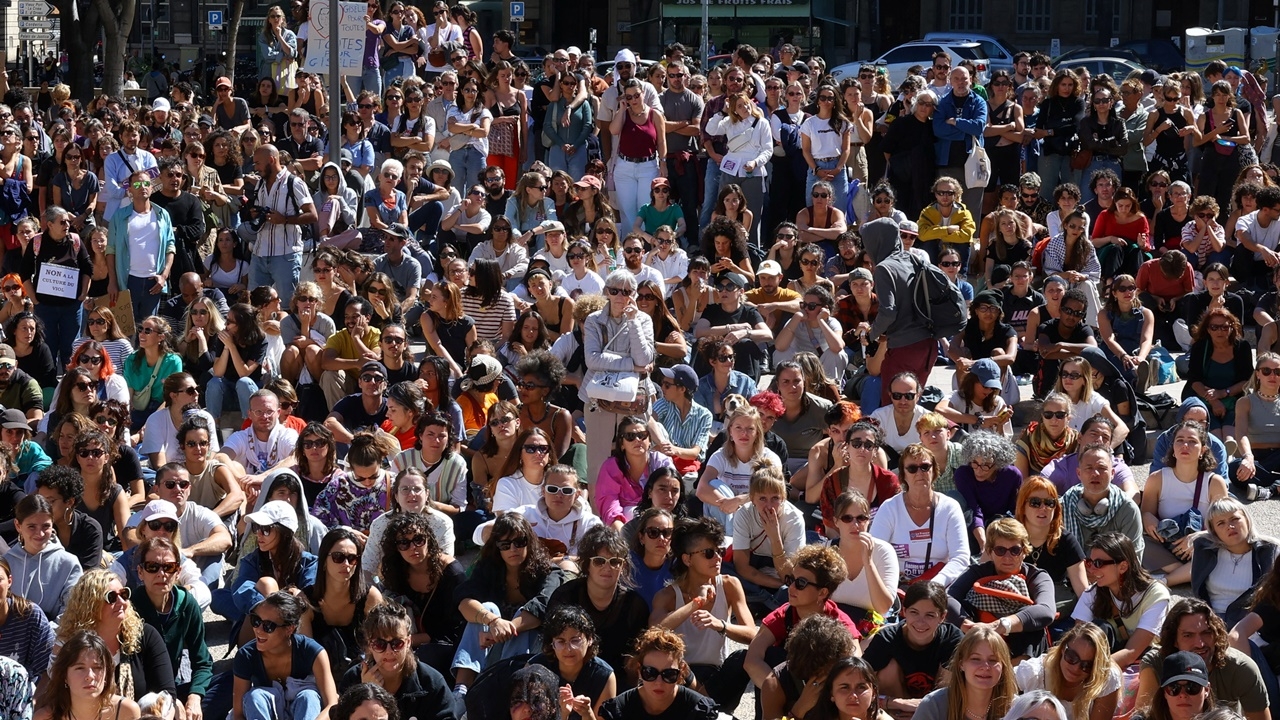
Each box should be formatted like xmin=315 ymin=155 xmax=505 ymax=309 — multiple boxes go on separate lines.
xmin=37 ymin=264 xmax=78 ymax=300
xmin=304 ymin=0 xmax=367 ymax=74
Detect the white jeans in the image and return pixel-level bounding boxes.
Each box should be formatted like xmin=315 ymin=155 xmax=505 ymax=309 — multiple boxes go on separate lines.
xmin=613 ymin=156 xmax=659 ymax=238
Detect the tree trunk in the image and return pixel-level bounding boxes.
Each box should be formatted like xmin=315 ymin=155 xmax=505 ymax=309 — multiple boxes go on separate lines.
xmin=91 ymin=0 xmax=137 ymax=99
xmin=53 ymin=0 xmax=101 ymax=104
xmin=226 ymin=0 xmax=248 ymax=85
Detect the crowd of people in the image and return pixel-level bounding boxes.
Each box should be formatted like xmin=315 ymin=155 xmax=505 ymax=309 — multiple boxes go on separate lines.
xmin=1 ymin=4 xmax=1280 ymax=720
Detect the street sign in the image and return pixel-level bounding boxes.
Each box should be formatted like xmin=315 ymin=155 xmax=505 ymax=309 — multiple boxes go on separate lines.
xmin=510 ymin=1 xmax=524 ymax=18
xmin=17 ymin=1 xmax=51 ymax=14
xmin=208 ymin=9 xmax=223 ymax=28
xmin=18 ymin=31 xmax=55 ymax=40
xmin=18 ymin=18 xmax=55 ymax=28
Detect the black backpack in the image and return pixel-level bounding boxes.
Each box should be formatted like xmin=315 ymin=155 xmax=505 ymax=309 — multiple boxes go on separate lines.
xmin=909 ymin=254 xmax=967 ymax=338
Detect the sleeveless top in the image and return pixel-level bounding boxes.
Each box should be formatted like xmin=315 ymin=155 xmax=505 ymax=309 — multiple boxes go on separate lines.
xmin=672 ymin=574 xmax=728 ymax=665
xmin=1205 ymin=109 xmax=1241 ymax=152
xmin=1246 ymin=392 xmax=1280 ymax=446
xmin=1105 ymin=306 xmax=1145 ymax=353
xmin=189 ymin=460 xmax=229 ymax=512
xmin=618 ymin=109 xmax=658 ymax=159
xmin=991 ymin=101 xmax=1017 ymax=146
xmin=1154 ymin=108 xmax=1188 ymax=158
xmin=84 ymin=481 xmax=124 ymax=552
xmin=1155 ymin=468 xmax=1212 ymax=520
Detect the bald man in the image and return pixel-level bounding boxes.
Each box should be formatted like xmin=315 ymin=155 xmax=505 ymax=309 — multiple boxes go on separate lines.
xmin=246 ymin=144 xmax=315 ymax=305
xmin=159 ymin=272 xmax=231 ymax=328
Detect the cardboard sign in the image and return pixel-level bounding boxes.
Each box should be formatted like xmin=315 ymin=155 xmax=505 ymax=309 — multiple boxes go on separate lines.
xmin=37 ymin=263 xmax=79 ymax=300
xmin=304 ymin=0 xmax=368 ymax=74
xmin=91 ymin=289 xmax=135 ymax=337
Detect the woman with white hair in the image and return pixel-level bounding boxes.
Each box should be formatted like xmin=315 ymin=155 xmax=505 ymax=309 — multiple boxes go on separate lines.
xmin=362 ymin=157 xmax=409 ymax=253
xmin=952 ymin=431 xmax=1024 ymax=550
xmin=1191 ymin=496 xmax=1279 ymax=627
xmin=881 ymin=88 xmax=939 ymax=219
xmin=1000 ymin=689 xmax=1070 ymax=720
xmin=582 ymin=269 xmax=655 ymax=487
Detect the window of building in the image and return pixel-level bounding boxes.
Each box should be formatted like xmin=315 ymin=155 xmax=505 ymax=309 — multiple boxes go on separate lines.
xmin=1017 ymin=0 xmax=1051 ymax=33
xmin=1085 ymin=0 xmax=1122 ymax=33
xmin=949 ymin=0 xmax=983 ymax=31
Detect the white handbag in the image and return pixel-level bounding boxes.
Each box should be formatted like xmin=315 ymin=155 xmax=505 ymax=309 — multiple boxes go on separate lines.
xmin=585 ymin=321 xmax=650 ymax=414
xmin=965 ymin=144 xmax=992 ymax=190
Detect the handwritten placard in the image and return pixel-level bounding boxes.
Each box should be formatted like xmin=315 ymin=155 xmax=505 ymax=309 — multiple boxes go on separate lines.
xmin=37 ymin=264 xmax=79 ymax=300
xmin=304 ymin=0 xmax=368 ymax=74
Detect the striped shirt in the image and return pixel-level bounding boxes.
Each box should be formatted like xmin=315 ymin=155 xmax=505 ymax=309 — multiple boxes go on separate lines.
xmin=391 ymin=449 xmax=469 ymax=508
xmin=461 ymin=290 xmax=517 ymax=343
xmin=0 ymin=596 xmax=54 ymax=680
xmin=651 ymin=398 xmax=712 ymax=461
xmin=254 ymin=169 xmax=313 ymax=257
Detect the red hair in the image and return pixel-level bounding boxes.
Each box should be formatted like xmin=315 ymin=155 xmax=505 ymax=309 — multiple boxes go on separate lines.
xmin=749 ymin=391 xmax=785 ymax=417
xmin=66 ymin=339 xmax=115 ymax=380
xmin=0 ymin=274 xmax=24 ymax=298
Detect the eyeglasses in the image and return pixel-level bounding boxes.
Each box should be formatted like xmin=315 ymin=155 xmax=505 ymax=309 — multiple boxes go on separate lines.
xmin=1164 ymin=682 xmax=1205 ymax=697
xmin=643 ymin=527 xmax=674 ymax=539
xmin=77 ymin=448 xmax=106 ymax=459
xmin=163 ymin=479 xmax=192 ymax=490
xmin=329 ymin=551 xmax=360 ymax=565
xmin=991 ymin=544 xmax=1025 ymax=557
xmin=496 ymin=536 xmax=530 ymax=551
xmin=688 ymin=547 xmax=725 ymax=560
xmin=396 ymin=534 xmax=428 ymax=551
xmin=1042 ymin=410 xmax=1069 ymax=420
xmin=145 ymin=519 xmax=179 ymax=533
xmin=250 ymin=615 xmax=289 ymax=633
xmin=523 ymin=444 xmax=551 ymax=455
xmin=1061 ymin=645 xmax=1095 ymax=673
xmin=784 ymin=574 xmax=814 ymax=590
xmin=839 ymin=513 xmax=871 ymax=524
xmin=141 ymin=561 xmax=181 ymax=575
xmin=1084 ymin=557 xmax=1119 ymax=568
xmin=1027 ymin=497 xmax=1058 ymax=509
xmin=640 ymin=665 xmax=682 ymax=683
xmin=903 ymin=462 xmax=934 ymax=474
xmin=588 ymin=556 xmax=625 ymax=569
xmin=891 ymin=391 xmax=916 ymax=401
xmin=104 ymin=588 xmax=132 ymax=604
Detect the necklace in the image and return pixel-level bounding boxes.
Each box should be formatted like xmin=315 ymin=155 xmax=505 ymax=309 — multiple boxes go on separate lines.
xmin=526 ymin=402 xmax=551 ymax=425
xmin=1260 ymin=392 xmax=1280 ymax=402
xmin=966 ymin=702 xmax=991 ymax=720
xmin=1229 ymin=548 xmax=1250 ymax=569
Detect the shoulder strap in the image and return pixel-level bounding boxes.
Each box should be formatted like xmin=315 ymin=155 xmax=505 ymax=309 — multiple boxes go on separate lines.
xmin=1193 ymin=471 xmax=1206 ymax=510
xmin=116 ymin=150 xmax=137 ymax=175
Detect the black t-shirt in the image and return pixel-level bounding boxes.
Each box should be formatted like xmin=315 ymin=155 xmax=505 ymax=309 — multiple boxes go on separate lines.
xmin=484 ymin=190 xmax=514 ymax=220
xmin=1036 ymin=318 xmax=1095 ymax=383
xmin=1002 ymin=288 xmax=1044 ymax=335
xmin=1030 ymin=530 xmax=1084 ymax=587
xmin=225 ymin=338 xmax=268 ymax=384
xmin=332 ymin=393 xmax=389 ymax=432
xmin=396 ymin=559 xmax=467 ymax=645
xmin=700 ymin=303 xmax=767 ymax=380
xmin=547 ymin=577 xmax=651 ymax=677
xmin=863 ymin=621 xmax=963 ymax=699
xmin=1153 ymin=207 xmax=1191 ymax=249
xmin=600 ymin=686 xmax=718 ymax=720
xmin=19 ymin=233 xmax=94 ymax=307
xmin=531 ymin=79 xmax=554 ymax=133
xmin=963 ymin=322 xmax=1017 ymax=362
xmin=213 ymin=159 xmax=244 ymax=187
xmin=278 ymin=136 xmax=323 ymax=163
xmin=529 ymin=653 xmax=614 ymax=720
xmin=386 ymin=359 xmax=420 ymax=387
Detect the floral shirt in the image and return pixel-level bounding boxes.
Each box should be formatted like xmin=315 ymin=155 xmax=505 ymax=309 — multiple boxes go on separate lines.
xmin=312 ymin=472 xmax=391 ymax=535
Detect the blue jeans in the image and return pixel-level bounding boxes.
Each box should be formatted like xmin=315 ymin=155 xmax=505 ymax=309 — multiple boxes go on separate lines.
xmin=205 ymin=375 xmax=259 ymax=420
xmin=450 ymin=146 xmax=488 ymax=191
xmin=243 ymin=685 xmax=322 ymax=720
xmin=1081 ymin=156 xmax=1123 ymax=204
xmin=346 ymin=66 xmax=383 ymax=103
xmin=408 ymin=201 xmax=445 ymax=248
xmin=383 ymin=57 xmax=415 ymax=88
xmin=698 ymin=159 xmax=723 ymax=230
xmin=451 ymin=601 xmax=541 ymax=674
xmin=806 ymin=159 xmax=851 ymax=216
xmin=548 ymin=144 xmax=588 ymax=180
xmin=34 ymin=301 xmax=81 ymax=370
xmin=126 ymin=275 xmax=162 ymax=332
xmin=1038 ymin=153 xmax=1079 ymax=194
xmin=248 ymin=253 xmax=301 ymax=305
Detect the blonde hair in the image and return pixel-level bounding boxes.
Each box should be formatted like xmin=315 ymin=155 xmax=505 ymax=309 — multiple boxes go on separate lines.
xmin=945 ymin=627 xmax=1017 ymax=720
xmin=1044 ymin=623 xmax=1113 ymax=720
xmin=984 ymin=517 xmax=1031 ymax=554
xmin=1053 ymin=355 xmax=1094 ymax=404
xmin=720 ymin=405 xmax=766 ymax=464
xmin=917 ymin=411 xmax=950 ymax=434
xmin=57 ymin=569 xmax=144 ymax=654
xmin=181 ymin=296 xmax=226 ymax=359
xmin=749 ymin=462 xmax=786 ymax=497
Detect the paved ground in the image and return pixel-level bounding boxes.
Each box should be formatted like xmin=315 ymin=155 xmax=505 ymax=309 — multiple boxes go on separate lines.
xmin=197 ymin=321 xmax=1272 ymax=718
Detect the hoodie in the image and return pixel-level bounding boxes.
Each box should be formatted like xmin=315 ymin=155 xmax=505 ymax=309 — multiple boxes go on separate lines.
xmin=472 ymin=498 xmax=602 ymax=557
xmin=245 ymin=469 xmax=327 ymax=553
xmin=864 ymin=217 xmax=934 ymax=348
xmin=3 ymin=536 xmax=82 ymax=620
xmin=1149 ymin=398 xmax=1229 ymax=477
xmin=312 ymin=161 xmax=359 ymax=232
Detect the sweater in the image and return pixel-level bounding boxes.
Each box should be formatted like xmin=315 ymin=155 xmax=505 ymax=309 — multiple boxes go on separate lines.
xmin=0 ymin=597 xmax=53 ymax=681
xmin=131 ymin=585 xmax=213 ymax=698
xmin=918 ymin=203 xmax=977 ymax=245
xmin=3 ymin=539 xmax=82 ymax=620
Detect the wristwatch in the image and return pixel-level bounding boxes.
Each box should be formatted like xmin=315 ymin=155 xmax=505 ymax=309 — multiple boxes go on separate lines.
xmin=997 ymin=616 xmax=1013 ymax=635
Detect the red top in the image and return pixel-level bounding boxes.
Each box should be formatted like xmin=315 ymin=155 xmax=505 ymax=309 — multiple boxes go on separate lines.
xmin=1136 ymin=257 xmax=1194 ymax=301
xmin=1093 ymin=209 xmax=1151 ymax=246
xmin=820 ymin=464 xmax=901 ymax=531
xmin=618 ymin=108 xmax=658 ymax=159
xmin=762 ymin=600 xmax=862 ymax=645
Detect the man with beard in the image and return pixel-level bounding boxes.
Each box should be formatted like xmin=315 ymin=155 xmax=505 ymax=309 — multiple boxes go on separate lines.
xmin=745 ymin=260 xmax=800 ymax=330
xmin=320 ymin=297 xmax=382 ymax=410
xmin=0 ymin=346 xmax=42 ymax=426
xmin=1015 ymin=172 xmax=1054 ymax=225
xmin=150 ymin=158 xmax=207 ymax=278
xmin=481 ymin=166 xmax=513 ymax=219
xmin=101 ymin=120 xmax=158 ymax=216
xmin=620 ymin=233 xmax=664 ymax=295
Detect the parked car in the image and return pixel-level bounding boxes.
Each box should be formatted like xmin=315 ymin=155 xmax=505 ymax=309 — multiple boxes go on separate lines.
xmin=828 ymin=41 xmax=991 ymax=85
xmin=1053 ymin=47 xmax=1144 ymax=67
xmin=1113 ymin=39 xmax=1185 ymax=72
xmin=1054 ymin=56 xmax=1148 ymax=81
xmin=923 ymin=32 xmax=1020 ymax=73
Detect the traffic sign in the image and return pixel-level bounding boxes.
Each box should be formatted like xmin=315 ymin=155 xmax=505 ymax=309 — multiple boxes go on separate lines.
xmin=18 ymin=31 xmax=55 ymax=40
xmin=208 ymin=10 xmax=223 ymax=28
xmin=18 ymin=18 xmax=54 ymax=28
xmin=510 ymin=1 xmax=524 ymax=18
xmin=17 ymin=1 xmax=50 ymax=15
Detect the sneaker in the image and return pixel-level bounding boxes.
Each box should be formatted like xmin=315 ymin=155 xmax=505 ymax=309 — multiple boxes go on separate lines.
xmin=1226 ymin=437 xmax=1239 ymax=457
xmin=1017 ymin=374 xmax=1033 ymax=386
xmin=1255 ymin=486 xmax=1273 ymax=501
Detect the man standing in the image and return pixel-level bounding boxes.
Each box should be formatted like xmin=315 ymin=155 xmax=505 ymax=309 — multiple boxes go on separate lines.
xmin=487 ymin=30 xmax=518 ymax=69
xmin=864 ymin=217 xmax=945 ymax=405
xmin=425 ymin=71 xmax=458 ymax=163
xmin=934 ymin=66 xmax=988 ymax=215
xmin=160 ymin=272 xmax=231 ymax=328
xmin=660 ymin=61 xmax=703 ymax=237
xmin=597 ymin=49 xmax=663 ymax=162
xmin=732 ymin=44 xmax=767 ymax=103
xmin=223 ymin=390 xmax=300 ymax=490
xmin=325 ymin=360 xmax=390 ymax=444
xmin=1011 ymin=52 xmax=1032 ymax=86
xmin=277 ymin=108 xmax=324 ymax=175
xmin=151 ymin=158 xmax=206 ymax=279
xmin=107 ymin=169 xmax=175 ymax=328
xmin=248 ymin=145 xmax=315 ymax=305
xmin=101 ymin=120 xmax=158 ymax=217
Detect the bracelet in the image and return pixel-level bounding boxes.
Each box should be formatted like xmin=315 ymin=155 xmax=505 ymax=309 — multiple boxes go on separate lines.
xmin=716 ymin=620 xmax=728 ymax=635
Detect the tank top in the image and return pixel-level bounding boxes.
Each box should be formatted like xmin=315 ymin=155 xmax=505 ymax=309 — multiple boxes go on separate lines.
xmin=618 ymin=109 xmax=658 ymax=159
xmin=991 ymin=101 xmax=1017 ymax=146
xmin=1246 ymin=393 xmax=1280 ymax=446
xmin=1105 ymin=306 xmax=1144 ymax=353
xmin=672 ymin=574 xmax=728 ymax=665
xmin=189 ymin=460 xmax=229 ymax=511
xmin=1155 ymin=468 xmax=1212 ymax=520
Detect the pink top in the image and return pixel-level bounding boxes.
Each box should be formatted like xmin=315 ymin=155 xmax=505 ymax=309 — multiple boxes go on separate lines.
xmin=594 ymin=451 xmax=675 ymax=524
xmin=618 ymin=108 xmax=659 ymax=159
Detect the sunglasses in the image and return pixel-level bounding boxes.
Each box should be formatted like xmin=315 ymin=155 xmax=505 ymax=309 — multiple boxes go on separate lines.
xmin=800 ymin=258 xmax=821 ymax=267
xmin=891 ymin=392 xmax=916 ymax=401
xmin=396 ymin=534 xmax=428 ymax=551
xmin=184 ymin=440 xmax=210 ymax=449
xmin=606 ymin=287 xmax=632 ymax=296
xmin=643 ymin=527 xmax=674 ymax=539
xmin=77 ymin=448 xmax=106 ymax=459
xmin=903 ymin=462 xmax=934 ymax=474
xmin=141 ymin=561 xmax=181 ymax=575
xmin=329 ymin=551 xmax=360 ymax=565
xmin=1114 ymin=285 xmax=1137 ymax=293
xmin=637 ymin=293 xmax=659 ymax=303
xmin=78 ymin=355 xmax=104 ymax=365
xmin=624 ymin=247 xmax=644 ymax=255
xmin=1061 ymin=645 xmax=1094 ymax=673
xmin=250 ymin=614 xmax=289 ymax=633
xmin=544 ymin=485 xmax=576 ymax=496
xmin=95 ymin=415 xmax=118 ymax=426
xmin=1061 ymin=306 xmax=1087 ymax=319
xmin=1059 ymin=371 xmax=1084 ymax=381
xmin=939 ymin=261 xmax=961 ymax=268
xmin=497 ymin=536 xmax=531 ymax=551
xmin=73 ymin=381 xmax=98 ymax=392
xmin=523 ymin=444 xmax=551 ymax=455
xmin=1208 ymin=324 xmax=1229 ymax=331
xmin=991 ymin=544 xmax=1025 ymax=557
xmin=1042 ymin=410 xmax=1069 ymax=420
xmin=846 ymin=439 xmax=877 ymax=451
xmin=715 ymin=354 xmax=736 ymax=363
xmin=104 ymin=588 xmax=132 ymax=604
xmin=1164 ymin=682 xmax=1205 ymax=697
xmin=640 ymin=665 xmax=682 ymax=683
xmin=1085 ymin=557 xmax=1119 ymax=568
xmin=687 ymin=547 xmax=724 ymax=560
xmin=784 ymin=574 xmax=814 ymax=590
xmin=163 ymin=479 xmax=192 ymax=490
xmin=839 ymin=513 xmax=871 ymax=524
xmin=1027 ymin=497 xmax=1058 ymax=509
xmin=622 ymin=431 xmax=649 ymax=442
xmin=371 ymin=637 xmax=407 ymax=652
xmin=146 ymin=519 xmax=179 ymax=533
xmin=588 ymin=556 xmax=625 ymax=569
xmin=1 ymin=285 xmax=18 ymax=293
xmin=935 ymin=190 xmax=955 ymax=196
xmin=360 ymin=374 xmax=386 ymax=383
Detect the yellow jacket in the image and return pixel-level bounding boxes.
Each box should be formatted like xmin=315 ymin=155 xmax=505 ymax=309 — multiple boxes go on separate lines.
xmin=918 ymin=202 xmax=977 ymax=245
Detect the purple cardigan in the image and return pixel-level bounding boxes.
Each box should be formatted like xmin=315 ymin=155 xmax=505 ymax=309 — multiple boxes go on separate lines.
xmin=954 ymin=464 xmax=1023 ymax=529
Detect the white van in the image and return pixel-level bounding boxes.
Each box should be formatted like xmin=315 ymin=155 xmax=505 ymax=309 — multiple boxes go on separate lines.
xmin=922 ymin=33 xmax=1020 ymax=74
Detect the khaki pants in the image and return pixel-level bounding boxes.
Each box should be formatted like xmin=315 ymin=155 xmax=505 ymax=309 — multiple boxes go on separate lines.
xmin=321 ymin=369 xmax=357 ymax=410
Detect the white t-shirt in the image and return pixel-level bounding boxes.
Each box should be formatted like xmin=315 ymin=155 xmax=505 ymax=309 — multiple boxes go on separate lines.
xmin=419 ymin=23 xmax=464 ymax=71
xmin=139 ymin=408 xmax=221 ymax=459
xmin=1014 ymin=655 xmax=1121 ymax=719
xmin=799 ymin=115 xmax=849 ymax=159
xmin=1208 ymin=548 xmax=1255 ymax=614
xmin=222 ymin=424 xmax=299 ymax=475
xmin=1068 ymin=394 xmax=1109 ymax=431
xmin=830 ymin=534 xmax=901 ymax=610
xmin=731 ymin=501 xmax=806 ymax=574
xmin=560 ymin=269 xmax=605 ymax=299
xmin=646 ymin=249 xmax=688 ymax=288
xmin=944 ymin=390 xmax=1013 ymax=435
xmin=493 ymin=472 xmax=544 ymax=514
xmin=1071 ymin=585 xmax=1170 ymax=635
xmin=703 ymin=448 xmax=782 ymax=530
xmin=1243 ymin=210 xmax=1280 ymax=256
xmin=128 ymin=210 xmax=161 ymax=278
xmin=626 ymin=264 xmax=666 ymax=297
xmin=446 ymin=105 xmax=493 ymax=154
xmin=868 ymin=492 xmax=971 ymax=587
xmin=869 ymin=405 xmax=927 ymax=453
xmin=473 ymin=500 xmax=603 ymax=556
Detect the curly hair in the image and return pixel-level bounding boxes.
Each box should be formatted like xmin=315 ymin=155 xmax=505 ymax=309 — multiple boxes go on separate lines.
xmin=476 ymin=513 xmax=555 ymax=586
xmin=626 ymin=627 xmax=686 ymax=677
xmin=57 ymin=569 xmax=144 ymax=654
xmin=786 ymin=614 xmax=856 ymax=682
xmin=379 ymin=513 xmax=446 ymax=597
xmin=73 ymin=430 xmax=119 ymax=503
xmin=332 ymin=683 xmax=400 ymax=720
xmin=700 ymin=215 xmax=749 ymax=263
xmin=514 ymin=350 xmax=566 ymax=389
xmin=540 ymin=604 xmax=600 ymax=661
xmin=794 ymin=544 xmax=847 ymax=594
xmin=1158 ymin=597 xmax=1228 ymax=670
xmin=959 ymin=431 xmax=1017 ymax=467
xmin=35 ymin=464 xmax=84 ymax=504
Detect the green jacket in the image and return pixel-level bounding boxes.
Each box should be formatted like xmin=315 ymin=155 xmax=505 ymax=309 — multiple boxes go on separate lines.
xmin=131 ymin=584 xmax=213 ymax=698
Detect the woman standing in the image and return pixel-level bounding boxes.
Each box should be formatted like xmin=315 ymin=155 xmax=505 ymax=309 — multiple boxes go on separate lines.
xmin=1144 ymin=80 xmax=1198 ymax=184
xmin=446 ymin=78 xmax=493 ymax=198
xmin=800 ymin=85 xmax=851 ymax=214
xmin=20 ymin=209 xmax=91 ymax=372
xmin=257 ymin=6 xmax=299 ymax=91
xmin=1196 ymin=81 xmax=1250 ymax=214
xmin=706 ymin=90 xmax=768 ymax=246
xmin=984 ymin=73 xmax=1026 ymax=216
xmin=610 ymin=78 xmax=667 ymax=240
xmin=484 ymin=62 xmax=528 ymax=188
xmin=33 ymin=631 xmax=141 ymax=720
xmin=52 ymin=143 xmax=98 ymax=234
xmin=546 ymin=73 xmax=594 ymax=179
xmin=379 ymin=2 xmax=418 ymax=88
xmin=882 ymin=90 xmax=938 ymax=219
xmin=1035 ymin=70 xmax=1087 ymax=190
xmin=1070 ymin=532 xmax=1170 ymax=667
xmin=1079 ymin=89 xmax=1129 ymax=205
